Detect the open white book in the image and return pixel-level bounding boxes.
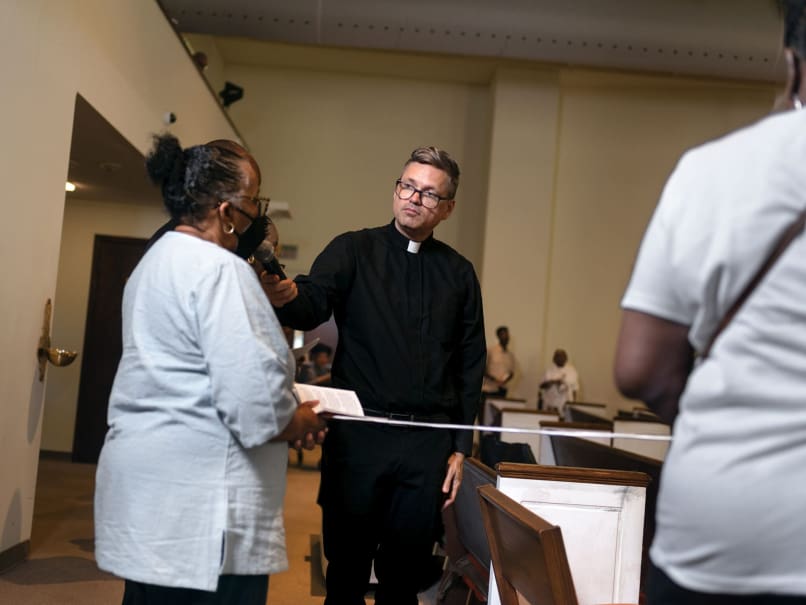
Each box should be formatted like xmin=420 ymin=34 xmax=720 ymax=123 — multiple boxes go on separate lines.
xmin=293 ymin=383 xmax=365 ymax=417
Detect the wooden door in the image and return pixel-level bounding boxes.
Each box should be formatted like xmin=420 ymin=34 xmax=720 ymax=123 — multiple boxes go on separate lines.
xmin=71 ymin=235 xmax=146 ymax=463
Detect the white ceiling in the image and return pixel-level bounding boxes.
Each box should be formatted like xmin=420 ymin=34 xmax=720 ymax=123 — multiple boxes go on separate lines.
xmin=66 ymin=95 xmax=160 ymax=205
xmin=69 ymin=1 xmax=786 ymax=205
xmin=161 ymin=0 xmax=786 ymax=83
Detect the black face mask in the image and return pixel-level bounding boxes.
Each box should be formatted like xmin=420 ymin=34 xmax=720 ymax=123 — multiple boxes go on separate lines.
xmin=235 ymin=215 xmax=269 ymax=260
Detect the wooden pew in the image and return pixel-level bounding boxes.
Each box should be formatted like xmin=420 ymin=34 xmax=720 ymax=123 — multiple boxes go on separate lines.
xmin=439 ymin=457 xmax=496 ymax=604
xmin=537 ymin=421 xmax=613 ymax=465
xmin=491 ymin=463 xmax=649 ymax=605
xmin=611 ymin=418 xmax=670 ymax=461
xmin=564 ymin=402 xmax=611 ymax=424
xmin=483 ymin=396 xmax=527 ymax=427
xmin=549 ymin=433 xmax=663 ymax=593
xmin=478 ymin=484 xmax=578 ymax=605
xmin=499 ymin=409 xmax=560 ymax=464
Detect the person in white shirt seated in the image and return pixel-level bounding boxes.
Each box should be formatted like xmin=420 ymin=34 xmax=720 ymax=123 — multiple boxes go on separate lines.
xmin=539 ymin=348 xmax=579 ymax=411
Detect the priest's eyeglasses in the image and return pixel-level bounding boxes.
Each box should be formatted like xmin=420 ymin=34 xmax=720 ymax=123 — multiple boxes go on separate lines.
xmin=394 ymin=180 xmax=450 ymax=209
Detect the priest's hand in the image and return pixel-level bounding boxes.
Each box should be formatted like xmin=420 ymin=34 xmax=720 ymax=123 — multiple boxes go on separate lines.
xmin=260 ymin=273 xmax=298 ymax=307
xmin=441 ymin=452 xmax=465 ymax=509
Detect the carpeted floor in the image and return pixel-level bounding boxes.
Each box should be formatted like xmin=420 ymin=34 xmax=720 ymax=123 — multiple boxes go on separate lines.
xmin=0 ymin=450 xmax=441 ymax=605
xmin=0 ymin=450 xmax=329 ymax=605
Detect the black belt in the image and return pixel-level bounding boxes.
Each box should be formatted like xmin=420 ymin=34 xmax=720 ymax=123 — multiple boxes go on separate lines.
xmin=363 ymin=408 xmax=451 ymax=423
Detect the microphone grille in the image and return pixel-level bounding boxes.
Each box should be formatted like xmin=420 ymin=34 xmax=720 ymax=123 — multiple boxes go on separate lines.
xmin=253 ymin=240 xmax=277 ymax=264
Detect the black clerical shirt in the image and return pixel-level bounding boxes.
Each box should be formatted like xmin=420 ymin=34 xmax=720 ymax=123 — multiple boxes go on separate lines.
xmin=275 ymin=221 xmax=486 ymax=454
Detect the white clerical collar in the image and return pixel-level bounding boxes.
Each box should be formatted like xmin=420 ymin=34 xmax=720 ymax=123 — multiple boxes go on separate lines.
xmin=407 ymin=240 xmax=421 ymax=254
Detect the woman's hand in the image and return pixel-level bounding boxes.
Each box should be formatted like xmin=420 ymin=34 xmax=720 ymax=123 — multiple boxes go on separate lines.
xmin=273 ymin=400 xmax=328 ymax=445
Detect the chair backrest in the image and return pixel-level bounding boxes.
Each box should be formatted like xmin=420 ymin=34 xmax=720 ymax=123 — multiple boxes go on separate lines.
xmin=478 ymin=484 xmax=579 ymax=605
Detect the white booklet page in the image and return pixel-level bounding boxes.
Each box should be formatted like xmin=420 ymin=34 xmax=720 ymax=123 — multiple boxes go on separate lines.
xmin=293 ymin=383 xmax=365 ymax=417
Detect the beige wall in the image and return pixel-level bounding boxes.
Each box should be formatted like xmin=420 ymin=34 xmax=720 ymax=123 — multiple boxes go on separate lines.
xmin=0 ymin=0 xmax=236 ymax=556
xmin=483 ymin=69 xmax=772 ymax=408
xmin=480 ymin=67 xmax=562 ymax=402
xmin=539 ymin=72 xmax=772 ymax=410
xmin=224 ymin=63 xmax=492 ymax=276
xmin=211 ymin=42 xmax=774 ymax=411
xmin=41 ymin=199 xmax=169 ymax=453
xmin=2 ymin=8 xmax=778 ymax=557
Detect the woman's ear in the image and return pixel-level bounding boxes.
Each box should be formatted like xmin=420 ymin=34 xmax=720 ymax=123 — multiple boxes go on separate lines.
xmin=217 ymin=200 xmax=238 ymax=225
xmin=773 ymin=48 xmax=803 ymax=112
xmin=216 ymin=201 xmax=237 ymax=236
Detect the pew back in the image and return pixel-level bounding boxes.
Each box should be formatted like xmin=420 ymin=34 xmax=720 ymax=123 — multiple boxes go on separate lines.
xmin=478 ymin=484 xmax=578 ymax=605
xmin=500 ymin=409 xmax=561 ymax=464
xmin=491 ymin=463 xmax=648 ymax=605
xmin=564 ymin=402 xmax=610 ymax=424
xmin=483 ymin=397 xmax=527 ymax=426
xmin=612 ymin=419 xmax=670 ymax=461
xmin=549 ymin=434 xmax=662 ymax=542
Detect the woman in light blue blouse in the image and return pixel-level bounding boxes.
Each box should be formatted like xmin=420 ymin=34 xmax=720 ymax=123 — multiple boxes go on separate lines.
xmin=94 ymin=134 xmax=325 ymax=605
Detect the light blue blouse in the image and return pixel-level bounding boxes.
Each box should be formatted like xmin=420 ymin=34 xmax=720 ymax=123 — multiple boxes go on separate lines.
xmin=94 ymin=232 xmax=297 ymax=591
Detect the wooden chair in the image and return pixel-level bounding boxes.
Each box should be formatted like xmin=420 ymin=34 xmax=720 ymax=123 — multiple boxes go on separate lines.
xmin=478 ymin=484 xmax=578 ymax=605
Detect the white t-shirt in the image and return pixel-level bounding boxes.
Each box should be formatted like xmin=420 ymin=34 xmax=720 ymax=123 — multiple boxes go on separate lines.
xmin=94 ymin=232 xmax=297 ymax=590
xmin=622 ymin=109 xmax=806 ymax=595
xmin=540 ymin=362 xmax=579 ymax=410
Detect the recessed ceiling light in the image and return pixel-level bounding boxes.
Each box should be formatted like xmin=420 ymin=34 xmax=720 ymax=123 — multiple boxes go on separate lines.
xmin=65 ymin=182 xmax=76 ymax=192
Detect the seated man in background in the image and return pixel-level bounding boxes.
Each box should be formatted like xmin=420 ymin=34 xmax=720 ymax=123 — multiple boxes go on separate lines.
xmin=539 ymin=348 xmax=579 ymax=411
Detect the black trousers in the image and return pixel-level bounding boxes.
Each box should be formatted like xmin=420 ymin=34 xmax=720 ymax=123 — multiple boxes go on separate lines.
xmin=319 ymin=420 xmax=452 ymax=605
xmin=648 ymin=563 xmax=806 ymax=605
xmin=121 ymin=575 xmax=268 ymax=605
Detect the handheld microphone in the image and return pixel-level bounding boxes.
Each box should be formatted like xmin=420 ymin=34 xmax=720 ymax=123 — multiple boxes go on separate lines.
xmin=253 ymin=239 xmax=287 ymax=280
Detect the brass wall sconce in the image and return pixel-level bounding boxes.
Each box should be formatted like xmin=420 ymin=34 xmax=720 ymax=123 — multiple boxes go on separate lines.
xmin=37 ymin=298 xmax=78 ymax=381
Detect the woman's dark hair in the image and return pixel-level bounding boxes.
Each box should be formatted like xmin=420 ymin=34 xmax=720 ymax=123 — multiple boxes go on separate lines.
xmin=782 ymin=0 xmax=806 ymax=54
xmin=145 ymin=133 xmax=252 ymax=222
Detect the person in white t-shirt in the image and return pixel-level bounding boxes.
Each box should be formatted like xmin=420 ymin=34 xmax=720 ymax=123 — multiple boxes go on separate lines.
xmin=614 ymin=3 xmax=806 ymax=601
xmin=539 ymin=349 xmax=579 ymax=412
xmin=482 ymin=326 xmax=516 ymax=397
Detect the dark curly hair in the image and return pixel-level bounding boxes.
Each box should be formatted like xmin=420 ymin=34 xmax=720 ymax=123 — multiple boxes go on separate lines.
xmin=145 ymin=134 xmax=255 ymax=222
